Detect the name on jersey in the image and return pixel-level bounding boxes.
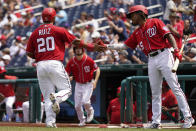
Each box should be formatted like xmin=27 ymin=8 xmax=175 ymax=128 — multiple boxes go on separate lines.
xmin=39 ymin=28 xmax=51 ymax=36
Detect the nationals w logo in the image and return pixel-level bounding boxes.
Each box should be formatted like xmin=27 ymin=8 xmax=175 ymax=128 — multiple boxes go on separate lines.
xmin=147 ymin=26 xmax=157 ymax=37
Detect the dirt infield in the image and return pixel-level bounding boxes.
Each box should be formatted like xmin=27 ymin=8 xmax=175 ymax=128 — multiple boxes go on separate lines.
xmin=0 ymin=122 xmax=196 ymax=129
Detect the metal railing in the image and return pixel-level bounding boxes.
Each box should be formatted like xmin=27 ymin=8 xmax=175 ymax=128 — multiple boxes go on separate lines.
xmin=0 ymin=79 xmax=40 ymax=123
xmin=120 ymin=75 xmax=196 ymax=123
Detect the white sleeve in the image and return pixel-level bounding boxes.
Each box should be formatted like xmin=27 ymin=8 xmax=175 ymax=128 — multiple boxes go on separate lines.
xmin=107 ymin=44 xmax=127 ymax=50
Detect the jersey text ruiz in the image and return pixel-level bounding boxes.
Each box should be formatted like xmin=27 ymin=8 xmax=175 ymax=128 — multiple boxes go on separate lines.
xmin=39 ymin=28 xmax=51 ymax=36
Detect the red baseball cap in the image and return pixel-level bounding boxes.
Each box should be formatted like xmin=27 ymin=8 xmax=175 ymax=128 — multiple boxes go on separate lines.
xmin=0 ymin=35 xmax=7 ymax=40
xmin=110 ymin=7 xmax=117 ymax=14
xmin=117 ymin=86 xmax=121 ymax=94
xmin=0 ymin=66 xmax=6 ymax=74
xmin=16 ymin=36 xmax=22 ymax=41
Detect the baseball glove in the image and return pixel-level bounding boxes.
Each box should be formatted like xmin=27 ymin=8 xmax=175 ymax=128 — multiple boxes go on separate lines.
xmin=0 ymin=93 xmax=5 ymax=103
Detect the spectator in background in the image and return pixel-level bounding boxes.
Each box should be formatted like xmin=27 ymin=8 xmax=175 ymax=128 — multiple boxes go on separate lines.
xmin=126 ymin=47 xmax=146 ymax=64
xmin=48 ymin=0 xmax=57 ymax=8
xmin=87 ymin=14 xmax=99 ymax=30
xmin=55 ymin=4 xmax=68 ymax=27
xmin=2 ymin=23 xmax=15 ymax=39
xmin=163 ymin=0 xmax=178 ymax=24
xmin=107 ymin=8 xmax=128 ymax=42
xmin=77 ymin=26 xmax=89 ymax=43
xmin=23 ymin=12 xmax=34 ymax=27
xmin=0 ymin=66 xmax=17 ymax=122
xmin=22 ymin=1 xmax=33 ymax=14
xmin=188 ymin=24 xmax=196 ymax=44
xmin=167 ymin=12 xmax=183 ymax=49
xmin=1 ymin=54 xmax=11 ymax=67
xmin=0 ymin=35 xmax=8 ymax=50
xmin=118 ymin=8 xmax=127 ymax=22
xmin=78 ymin=12 xmax=88 ymax=24
xmin=64 ymin=48 xmax=74 ymax=64
xmin=183 ymin=19 xmax=193 ymax=39
xmin=10 ymin=36 xmax=26 ymax=60
xmin=2 ymin=10 xmax=18 ymax=26
xmin=183 ymin=51 xmax=196 ymax=62
xmin=86 ymin=24 xmax=100 ymax=43
xmin=176 ymin=13 xmax=184 ymax=30
xmin=118 ymin=50 xmax=132 ymax=64
xmin=133 ymin=47 xmax=148 ymax=64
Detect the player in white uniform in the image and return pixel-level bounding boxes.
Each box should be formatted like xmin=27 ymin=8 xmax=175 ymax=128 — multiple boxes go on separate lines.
xmin=66 ymin=46 xmax=100 ymax=126
xmin=106 ymin=5 xmax=195 ymax=129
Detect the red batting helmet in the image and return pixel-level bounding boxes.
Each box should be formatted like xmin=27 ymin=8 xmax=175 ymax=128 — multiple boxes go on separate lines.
xmin=127 ymin=5 xmax=148 ymax=18
xmin=42 ymin=8 xmax=56 ymax=22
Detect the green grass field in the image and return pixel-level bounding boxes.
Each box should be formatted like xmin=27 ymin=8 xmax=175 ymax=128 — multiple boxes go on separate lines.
xmin=0 ymin=127 xmax=195 ymax=131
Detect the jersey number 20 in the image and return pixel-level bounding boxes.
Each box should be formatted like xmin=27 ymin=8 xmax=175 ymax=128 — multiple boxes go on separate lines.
xmin=37 ymin=37 xmax=55 ymax=53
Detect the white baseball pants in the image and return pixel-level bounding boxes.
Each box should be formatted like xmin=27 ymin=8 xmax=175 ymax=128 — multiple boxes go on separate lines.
xmin=148 ymin=48 xmax=192 ymax=124
xmin=0 ymin=96 xmax=15 ymax=121
xmin=22 ymin=101 xmax=44 ymax=123
xmin=74 ymin=82 xmax=94 ymax=123
xmin=37 ymin=60 xmax=72 ymax=125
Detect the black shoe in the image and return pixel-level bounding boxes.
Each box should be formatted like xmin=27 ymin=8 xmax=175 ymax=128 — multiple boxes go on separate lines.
xmin=148 ymin=123 xmax=161 ymax=129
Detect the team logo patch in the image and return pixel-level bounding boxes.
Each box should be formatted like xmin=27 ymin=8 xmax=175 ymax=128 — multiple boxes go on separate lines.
xmin=147 ymin=26 xmax=157 ymax=37
xmin=163 ymin=26 xmax=169 ymax=31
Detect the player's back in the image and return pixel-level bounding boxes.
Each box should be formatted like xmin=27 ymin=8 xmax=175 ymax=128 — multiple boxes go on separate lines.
xmin=28 ymin=24 xmax=75 ymax=62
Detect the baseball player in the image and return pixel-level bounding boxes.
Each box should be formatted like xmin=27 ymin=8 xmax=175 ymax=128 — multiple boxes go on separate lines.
xmin=26 ymin=8 xmax=105 ymax=128
xmin=106 ymin=5 xmax=194 ymax=128
xmin=22 ymin=88 xmax=44 ymax=123
xmin=65 ymin=45 xmax=100 ymax=126
xmin=0 ymin=66 xmax=17 ymax=122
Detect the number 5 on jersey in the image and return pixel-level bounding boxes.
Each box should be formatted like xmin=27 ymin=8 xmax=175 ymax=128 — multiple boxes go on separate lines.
xmin=37 ymin=37 xmax=55 ymax=52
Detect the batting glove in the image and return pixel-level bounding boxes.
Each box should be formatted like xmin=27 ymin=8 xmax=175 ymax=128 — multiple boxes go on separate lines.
xmin=174 ymin=48 xmax=182 ymax=62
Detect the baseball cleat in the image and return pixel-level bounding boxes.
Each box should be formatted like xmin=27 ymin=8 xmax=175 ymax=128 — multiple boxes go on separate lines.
xmin=87 ymin=109 xmax=94 ymax=123
xmin=50 ymin=93 xmax=60 ymax=114
xmin=182 ymin=117 xmax=195 ymax=128
xmin=46 ymin=121 xmax=57 ymax=128
xmin=147 ymin=123 xmax=161 ymax=129
xmin=78 ymin=119 xmax=86 ymax=127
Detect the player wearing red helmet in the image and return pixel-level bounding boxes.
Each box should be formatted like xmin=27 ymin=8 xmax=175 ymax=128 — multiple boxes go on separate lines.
xmin=26 ymin=8 xmax=105 ymax=128
xmin=106 ymin=5 xmax=194 ymax=129
xmin=66 ymin=45 xmax=100 ymax=126
xmin=0 ymin=66 xmax=17 ymax=122
xmin=42 ymin=8 xmax=56 ymax=23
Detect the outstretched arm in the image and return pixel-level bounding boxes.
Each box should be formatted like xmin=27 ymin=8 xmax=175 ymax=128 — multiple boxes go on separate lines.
xmin=71 ymin=39 xmax=106 ymax=52
xmin=107 ymin=43 xmax=128 ymax=50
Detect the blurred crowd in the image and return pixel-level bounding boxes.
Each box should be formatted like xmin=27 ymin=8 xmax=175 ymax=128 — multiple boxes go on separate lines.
xmin=0 ymin=0 xmax=195 ymax=68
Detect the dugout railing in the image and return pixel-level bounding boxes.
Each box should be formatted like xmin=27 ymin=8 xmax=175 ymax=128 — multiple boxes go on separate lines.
xmin=120 ymin=75 xmax=196 ymax=123
xmin=0 ymin=79 xmax=100 ymax=124
xmin=0 ymin=79 xmax=40 ymax=123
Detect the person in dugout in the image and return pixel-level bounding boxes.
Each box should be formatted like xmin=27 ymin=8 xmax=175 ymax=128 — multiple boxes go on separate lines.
xmin=107 ymin=86 xmax=136 ymax=124
xmin=0 ymin=66 xmax=17 ymax=122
